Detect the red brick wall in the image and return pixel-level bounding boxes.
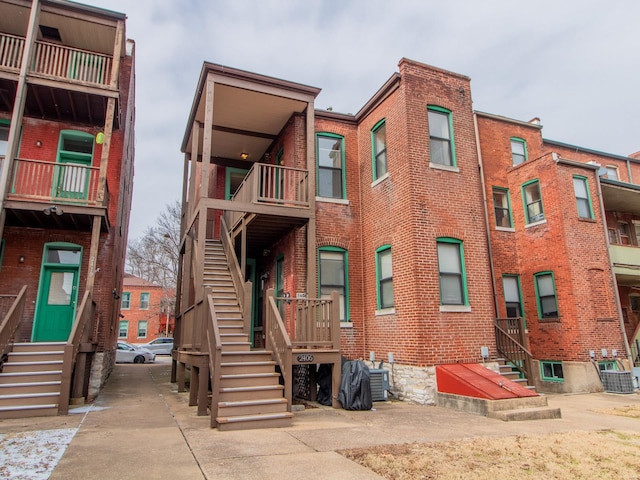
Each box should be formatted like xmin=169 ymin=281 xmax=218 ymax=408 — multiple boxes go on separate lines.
xmin=478 ymin=114 xmax=625 ymax=362
xmin=119 ymin=282 xmax=169 ymax=344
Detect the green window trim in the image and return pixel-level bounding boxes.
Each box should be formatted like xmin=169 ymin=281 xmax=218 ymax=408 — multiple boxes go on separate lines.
xmin=572 ymin=175 xmax=594 ymax=219
xmin=427 ymin=105 xmax=456 ymax=167
xmin=318 ymin=246 xmax=349 ymax=322
xmin=540 ymin=360 xmax=564 ymax=382
xmin=510 ymin=137 xmax=528 ymax=165
xmin=140 ymin=292 xmax=150 ymax=310
xmin=276 ymin=148 xmax=284 ymax=165
xmin=118 ymin=320 xmax=128 ymax=338
xmin=137 ymin=320 xmax=148 ymax=338
xmin=598 ymin=360 xmax=618 ymax=372
xmin=492 ymin=187 xmax=513 ymax=228
xmin=436 ymin=237 xmax=468 ymax=306
xmin=224 ymin=167 xmax=249 ymax=200
xmin=534 ymin=271 xmax=559 ymax=319
xmin=521 ymin=179 xmax=544 ymax=224
xmin=371 ymin=119 xmax=388 ymax=181
xmin=121 ymin=291 xmax=131 ymax=310
xmin=316 ymin=132 xmax=346 ymax=199
xmin=375 ymin=245 xmax=393 ymax=310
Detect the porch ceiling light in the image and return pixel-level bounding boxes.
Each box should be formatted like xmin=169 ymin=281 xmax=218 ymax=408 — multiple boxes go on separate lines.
xmin=240 ymin=152 xmax=249 ymax=160
xmin=44 ymin=205 xmax=64 ymax=216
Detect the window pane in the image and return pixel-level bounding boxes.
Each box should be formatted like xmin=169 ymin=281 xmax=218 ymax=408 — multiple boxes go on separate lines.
xmin=140 ymin=293 xmax=150 ymax=309
xmin=577 ymin=199 xmax=591 ymax=218
xmin=606 ymin=167 xmax=618 ymax=180
xmin=437 ymin=243 xmax=461 ymax=273
xmin=511 ymin=140 xmax=525 ymax=156
xmin=430 ymin=138 xmax=451 ymax=166
xmin=537 ymin=275 xmax=554 ymax=296
xmin=118 ymin=321 xmax=128 ymax=337
xmin=543 ymin=362 xmax=553 ymax=378
xmin=493 ymin=190 xmax=511 ymax=227
xmin=137 ymin=321 xmax=147 ymax=337
xmin=552 ymin=363 xmax=563 ymax=378
xmin=318 ymin=137 xmax=342 ymax=168
xmin=318 ymin=168 xmax=342 ymax=198
xmin=0 ymin=125 xmax=8 ymax=157
xmin=379 ymin=249 xmax=392 ymax=278
xmin=374 ymin=123 xmax=386 ymax=152
xmin=503 ymin=277 xmax=519 ymax=302
xmin=380 ymin=279 xmax=394 ymax=309
xmin=428 ymin=110 xmax=450 ymax=139
xmin=524 ymin=183 xmax=541 ymax=203
xmin=573 ymin=177 xmax=587 ymax=198
xmin=62 ymin=136 xmax=93 ymax=154
xmin=541 ymin=296 xmax=558 ymax=316
xmin=440 ymin=275 xmax=463 ymax=305
xmin=47 ymin=249 xmax=81 ymax=264
xmin=320 ymin=251 xmax=345 ymax=286
xmin=47 ymin=272 xmax=74 ymax=305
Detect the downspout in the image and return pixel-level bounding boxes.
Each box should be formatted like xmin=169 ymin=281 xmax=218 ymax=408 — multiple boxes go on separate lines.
xmin=473 ymin=113 xmax=500 ymax=318
xmin=595 ymin=174 xmax=633 ymax=365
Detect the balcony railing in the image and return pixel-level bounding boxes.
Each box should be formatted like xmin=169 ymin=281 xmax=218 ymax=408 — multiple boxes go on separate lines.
xmin=226 ymin=163 xmax=309 ymax=226
xmin=8 ymin=158 xmax=101 ymax=205
xmin=610 ymin=244 xmax=640 ymax=269
xmin=0 ymin=32 xmax=113 ymax=88
xmin=0 ymin=33 xmax=24 ymax=71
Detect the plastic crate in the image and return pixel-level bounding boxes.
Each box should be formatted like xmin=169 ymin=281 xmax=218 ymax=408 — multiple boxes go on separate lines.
xmin=600 ymin=371 xmax=634 ymax=394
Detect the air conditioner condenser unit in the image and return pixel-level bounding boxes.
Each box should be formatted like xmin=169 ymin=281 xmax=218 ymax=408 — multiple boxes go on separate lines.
xmin=369 ymin=368 xmax=390 ymax=401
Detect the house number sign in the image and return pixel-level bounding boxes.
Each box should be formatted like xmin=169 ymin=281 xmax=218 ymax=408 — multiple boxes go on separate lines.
xmin=297 ymin=354 xmax=314 ymax=363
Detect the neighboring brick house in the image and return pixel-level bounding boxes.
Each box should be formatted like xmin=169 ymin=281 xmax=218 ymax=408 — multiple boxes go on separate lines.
xmin=118 ymin=273 xmax=174 ymax=344
xmin=0 ymin=0 xmax=135 ymax=418
xmin=174 ymin=57 xmax=637 ymax=425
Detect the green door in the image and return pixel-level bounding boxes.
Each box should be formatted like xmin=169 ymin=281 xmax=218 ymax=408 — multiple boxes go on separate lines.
xmin=53 ymin=131 xmax=94 ymax=202
xmin=32 ymin=245 xmax=81 ymax=342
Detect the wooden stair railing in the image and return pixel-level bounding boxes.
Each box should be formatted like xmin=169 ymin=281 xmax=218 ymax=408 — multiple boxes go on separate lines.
xmin=0 ymin=286 xmax=27 ymax=363
xmin=59 ymin=290 xmax=96 ymax=414
xmin=205 ymin=290 xmax=223 ymax=428
xmin=494 ymin=317 xmax=534 ymax=384
xmin=265 ymin=288 xmax=293 ymax=410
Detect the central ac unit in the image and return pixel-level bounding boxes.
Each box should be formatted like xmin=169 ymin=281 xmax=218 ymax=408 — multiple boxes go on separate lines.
xmin=369 ymin=368 xmax=390 ymax=401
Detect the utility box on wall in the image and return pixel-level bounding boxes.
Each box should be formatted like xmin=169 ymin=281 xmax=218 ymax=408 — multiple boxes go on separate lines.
xmin=370 ymin=368 xmax=390 ymax=401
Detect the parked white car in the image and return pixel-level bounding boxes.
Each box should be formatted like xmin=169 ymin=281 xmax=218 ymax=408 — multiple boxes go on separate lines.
xmin=116 ymin=342 xmax=155 ymax=364
xmin=135 ymin=337 xmax=174 ymax=355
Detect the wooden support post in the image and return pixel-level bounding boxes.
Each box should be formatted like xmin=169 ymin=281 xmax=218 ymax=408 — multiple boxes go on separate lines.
xmin=189 ymin=365 xmax=199 ymax=406
xmin=97 ymin=97 xmax=116 ymax=203
xmin=332 ymin=360 xmax=341 ymax=409
xmin=71 ymin=353 xmax=86 ymax=400
xmin=171 ymin=356 xmax=177 ymax=383
xmin=177 ymin=362 xmax=186 ymax=392
xmin=85 ymin=215 xmax=102 ymax=294
xmin=197 ymin=364 xmax=209 ymax=416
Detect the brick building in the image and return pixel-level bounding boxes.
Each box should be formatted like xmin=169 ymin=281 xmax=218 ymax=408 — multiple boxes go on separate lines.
xmin=173 ymin=58 xmax=637 ymax=428
xmin=118 ymin=273 xmax=174 ymax=344
xmin=0 ymin=0 xmax=135 ymax=418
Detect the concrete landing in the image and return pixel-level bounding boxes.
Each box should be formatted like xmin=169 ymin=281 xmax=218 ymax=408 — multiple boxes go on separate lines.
xmin=437 ymin=391 xmax=562 ymax=421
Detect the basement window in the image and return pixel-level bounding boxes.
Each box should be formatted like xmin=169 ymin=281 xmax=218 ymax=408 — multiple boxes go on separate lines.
xmin=540 ymin=360 xmax=564 ymax=382
xmin=39 ymin=25 xmax=62 ymax=42
xmin=598 ymin=361 xmax=617 ymax=372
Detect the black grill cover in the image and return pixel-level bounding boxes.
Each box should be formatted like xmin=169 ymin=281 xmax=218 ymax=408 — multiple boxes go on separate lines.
xmin=338 ymin=360 xmax=372 ymax=410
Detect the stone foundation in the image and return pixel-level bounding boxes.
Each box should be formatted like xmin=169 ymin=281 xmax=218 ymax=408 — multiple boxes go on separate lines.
xmin=87 ymin=349 xmax=116 ymax=401
xmin=387 ymin=363 xmax=438 ymax=405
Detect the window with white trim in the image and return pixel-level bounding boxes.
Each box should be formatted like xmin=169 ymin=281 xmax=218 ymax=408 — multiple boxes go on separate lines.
xmin=316 ymin=134 xmax=345 ymax=199
xmin=376 ymin=246 xmax=393 ymax=309
xmin=437 ymin=238 xmax=467 ymax=306
xmin=428 ymin=106 xmax=455 ymax=167
xmin=510 ymin=138 xmax=527 ymax=165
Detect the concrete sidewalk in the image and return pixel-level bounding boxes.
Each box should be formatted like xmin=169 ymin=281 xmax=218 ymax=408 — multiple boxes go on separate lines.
xmin=1 ymin=358 xmax=640 ymax=479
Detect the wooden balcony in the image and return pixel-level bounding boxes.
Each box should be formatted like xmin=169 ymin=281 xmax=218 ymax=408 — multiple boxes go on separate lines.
xmin=0 ymin=32 xmax=114 ymax=89
xmin=2 ymin=158 xmax=108 ymax=231
xmin=223 ymin=163 xmax=311 ymax=250
xmin=7 ymin=158 xmax=101 ymax=205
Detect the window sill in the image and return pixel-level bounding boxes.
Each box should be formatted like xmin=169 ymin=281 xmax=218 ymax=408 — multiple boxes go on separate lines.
xmin=371 ymin=172 xmax=390 ymax=188
xmin=578 ymin=217 xmax=596 ymax=223
xmin=316 ymin=196 xmax=350 ymax=205
xmin=429 ymin=162 xmax=459 ymax=173
xmin=340 ymin=321 xmax=353 ymax=328
xmin=538 ymin=316 xmax=560 ymax=323
xmin=525 ymin=219 xmax=547 ymax=228
xmin=375 ymin=308 xmax=396 ymax=316
xmin=439 ymin=305 xmax=472 ymax=313
xmin=496 ymin=226 xmax=515 ymax=232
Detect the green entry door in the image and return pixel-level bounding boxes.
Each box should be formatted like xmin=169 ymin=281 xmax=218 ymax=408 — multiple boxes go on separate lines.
xmin=32 ymin=245 xmax=82 ymax=342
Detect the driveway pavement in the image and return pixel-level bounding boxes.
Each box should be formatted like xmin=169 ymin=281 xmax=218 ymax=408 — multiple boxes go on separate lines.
xmin=1 ymin=356 xmax=639 ymax=479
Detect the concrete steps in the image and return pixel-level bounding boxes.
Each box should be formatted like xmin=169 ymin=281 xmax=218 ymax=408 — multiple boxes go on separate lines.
xmin=0 ymin=342 xmax=65 ymax=419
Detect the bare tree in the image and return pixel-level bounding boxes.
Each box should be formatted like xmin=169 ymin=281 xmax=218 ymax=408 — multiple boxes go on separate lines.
xmin=126 ymin=200 xmax=180 ymax=290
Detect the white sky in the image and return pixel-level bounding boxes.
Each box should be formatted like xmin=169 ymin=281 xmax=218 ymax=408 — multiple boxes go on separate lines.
xmin=86 ymin=0 xmax=640 ymax=240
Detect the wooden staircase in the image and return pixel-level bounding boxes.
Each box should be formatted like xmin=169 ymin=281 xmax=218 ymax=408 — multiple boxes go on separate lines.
xmin=0 ymin=342 xmax=65 ymax=419
xmin=495 ymin=358 xmax=535 ymax=391
xmin=203 ymin=240 xmax=293 ymax=431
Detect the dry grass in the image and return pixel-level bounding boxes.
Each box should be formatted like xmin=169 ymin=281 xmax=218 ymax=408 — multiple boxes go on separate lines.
xmin=340 ymin=429 xmax=640 ymax=479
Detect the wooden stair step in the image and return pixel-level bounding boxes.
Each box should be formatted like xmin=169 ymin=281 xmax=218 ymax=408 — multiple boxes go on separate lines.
xmin=0 ymin=391 xmax=60 ymax=407
xmin=11 ymin=342 xmax=66 ymax=353
xmin=220 ymin=373 xmax=281 ymax=388
xmin=0 ymin=381 xmax=62 ymax=394
xmin=217 ymin=398 xmax=288 ymax=416
xmin=0 ymin=404 xmax=59 ymax=419
xmin=221 ymin=342 xmax=251 ymax=353
xmin=2 ymin=361 xmax=64 ymax=373
xmin=221 ymin=361 xmax=276 ymax=374
xmin=218 ymin=384 xmax=285 ymax=402
xmin=216 ymin=412 xmax=293 ymax=431
xmin=0 ymin=371 xmax=63 ymax=384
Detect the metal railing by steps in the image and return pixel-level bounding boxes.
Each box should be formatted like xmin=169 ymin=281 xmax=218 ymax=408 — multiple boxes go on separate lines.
xmin=204 ymin=240 xmax=293 ymax=431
